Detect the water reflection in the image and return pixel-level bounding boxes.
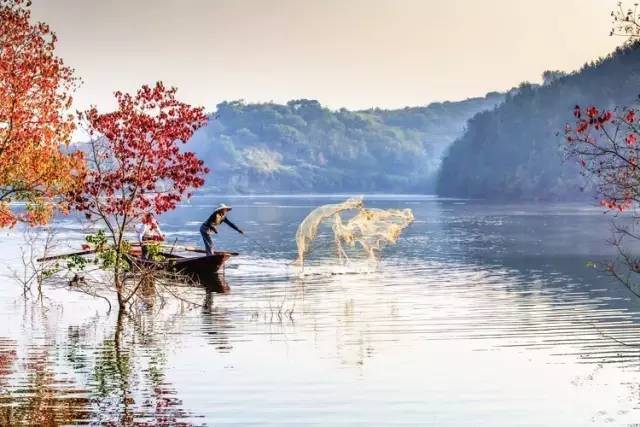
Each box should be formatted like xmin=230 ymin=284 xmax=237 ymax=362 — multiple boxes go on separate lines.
xmin=0 ymin=339 xmax=92 ymax=425
xmin=0 ymin=302 xmax=202 ymax=426
xmin=4 ymin=197 xmax=640 ymax=424
xmin=90 ymin=310 xmax=197 ymax=425
xmin=202 ymin=274 xmax=230 ymax=295
xmin=202 ymin=275 xmax=233 ymax=352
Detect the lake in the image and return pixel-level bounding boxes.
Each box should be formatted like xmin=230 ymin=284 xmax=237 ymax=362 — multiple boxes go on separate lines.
xmin=1 ymin=194 xmax=640 ymax=426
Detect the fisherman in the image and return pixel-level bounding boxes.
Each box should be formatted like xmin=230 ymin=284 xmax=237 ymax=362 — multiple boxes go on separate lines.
xmin=200 ymin=203 xmax=244 ymax=256
xmin=135 ymin=216 xmax=165 ymax=260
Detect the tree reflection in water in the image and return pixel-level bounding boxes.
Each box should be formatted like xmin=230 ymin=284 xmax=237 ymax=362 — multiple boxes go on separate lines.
xmin=0 ymin=340 xmax=93 ymax=425
xmin=90 ymin=309 xmax=198 ymax=426
xmin=0 ymin=285 xmax=214 ymax=426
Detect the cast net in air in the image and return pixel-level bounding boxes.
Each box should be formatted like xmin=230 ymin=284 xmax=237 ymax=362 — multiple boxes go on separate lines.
xmin=294 ymin=197 xmax=414 ymax=270
xmin=332 ymin=208 xmax=415 ymax=262
xmin=294 ymin=196 xmax=364 ymax=267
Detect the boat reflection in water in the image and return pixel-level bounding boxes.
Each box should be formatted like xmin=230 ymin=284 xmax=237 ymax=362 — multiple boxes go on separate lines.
xmin=202 ymin=275 xmax=234 ymax=353
xmin=131 ymin=249 xmax=237 ymax=290
xmin=201 ymin=273 xmax=231 ymax=295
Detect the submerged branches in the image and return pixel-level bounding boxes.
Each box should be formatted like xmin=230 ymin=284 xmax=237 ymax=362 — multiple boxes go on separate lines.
xmin=8 ymin=225 xmax=223 ymax=315
xmin=9 ymin=225 xmax=62 ymax=298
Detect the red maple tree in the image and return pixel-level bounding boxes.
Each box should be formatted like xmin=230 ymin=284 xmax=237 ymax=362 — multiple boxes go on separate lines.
xmin=70 ymin=82 xmax=209 ymax=307
xmin=565 ymin=105 xmax=638 ymax=211
xmin=564 ymin=3 xmax=640 ymax=294
xmin=0 ymin=0 xmax=84 ymax=227
xmin=566 ymin=104 xmax=640 ymax=293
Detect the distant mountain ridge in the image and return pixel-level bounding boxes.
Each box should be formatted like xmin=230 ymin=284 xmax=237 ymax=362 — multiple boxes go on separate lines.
xmin=437 ymin=42 xmax=640 ymax=200
xmin=190 ymin=92 xmax=505 ymax=194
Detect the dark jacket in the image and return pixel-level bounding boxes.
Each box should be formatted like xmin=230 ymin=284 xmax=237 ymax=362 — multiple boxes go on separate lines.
xmin=202 ymin=210 xmax=241 ymax=234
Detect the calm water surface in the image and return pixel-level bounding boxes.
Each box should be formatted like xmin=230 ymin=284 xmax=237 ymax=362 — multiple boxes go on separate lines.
xmin=1 ymin=195 xmax=640 ymax=425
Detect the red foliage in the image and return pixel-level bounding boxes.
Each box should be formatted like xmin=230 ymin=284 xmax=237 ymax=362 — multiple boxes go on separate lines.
xmin=576 ymin=121 xmax=589 ymax=133
xmin=566 ymin=105 xmax=640 ymax=212
xmin=70 ymin=82 xmax=208 ymax=237
xmin=626 ymin=109 xmax=636 ymax=123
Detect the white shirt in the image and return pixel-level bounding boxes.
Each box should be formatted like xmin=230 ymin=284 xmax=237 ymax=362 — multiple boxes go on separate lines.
xmin=135 ymin=222 xmax=163 ymax=242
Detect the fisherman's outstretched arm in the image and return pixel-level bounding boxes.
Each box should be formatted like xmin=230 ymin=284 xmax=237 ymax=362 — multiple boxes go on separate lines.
xmin=223 ymin=218 xmax=243 ymax=234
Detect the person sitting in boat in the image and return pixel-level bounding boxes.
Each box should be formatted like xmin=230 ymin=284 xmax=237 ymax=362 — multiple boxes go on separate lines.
xmin=200 ymin=203 xmax=243 ymax=256
xmin=135 ymin=216 xmax=165 ymax=260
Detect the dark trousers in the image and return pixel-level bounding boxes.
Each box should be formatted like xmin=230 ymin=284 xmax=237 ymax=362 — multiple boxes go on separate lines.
xmin=141 ymin=239 xmax=153 ymax=260
xmin=200 ymin=224 xmax=214 ymax=256
xmin=141 ymin=244 xmax=150 ymax=260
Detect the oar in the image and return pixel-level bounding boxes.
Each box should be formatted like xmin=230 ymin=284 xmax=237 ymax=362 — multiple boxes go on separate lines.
xmin=160 ymin=245 xmax=239 ymax=256
xmin=37 ymin=249 xmax=96 ymax=262
xmin=132 ymin=242 xmax=238 ymax=256
xmin=130 ymin=242 xmax=205 ymax=253
xmin=159 ymin=244 xmax=207 ymax=254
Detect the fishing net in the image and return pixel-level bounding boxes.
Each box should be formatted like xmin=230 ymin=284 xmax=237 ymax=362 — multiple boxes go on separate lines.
xmin=332 ymin=208 xmax=415 ymax=262
xmin=294 ymin=196 xmax=364 ymax=266
xmin=294 ymin=197 xmax=414 ymax=269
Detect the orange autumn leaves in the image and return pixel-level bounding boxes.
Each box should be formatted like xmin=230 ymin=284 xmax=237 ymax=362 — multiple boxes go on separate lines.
xmin=1 ymin=1 xmax=210 ymax=230
xmin=0 ymin=0 xmax=84 ymax=227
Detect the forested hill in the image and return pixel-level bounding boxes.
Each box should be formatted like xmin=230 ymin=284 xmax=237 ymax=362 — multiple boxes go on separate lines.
xmin=190 ymin=93 xmax=504 ymax=194
xmin=437 ymin=42 xmax=640 ymax=200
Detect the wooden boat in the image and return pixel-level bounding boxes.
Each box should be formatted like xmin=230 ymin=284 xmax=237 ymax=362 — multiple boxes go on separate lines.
xmin=37 ymin=245 xmax=237 ymax=292
xmin=128 ymin=249 xmax=237 ymax=287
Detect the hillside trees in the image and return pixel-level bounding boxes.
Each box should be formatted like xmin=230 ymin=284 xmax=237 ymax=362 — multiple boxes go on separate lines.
xmin=437 ymin=43 xmax=640 ymax=200
xmin=190 ymin=94 xmax=504 ymax=194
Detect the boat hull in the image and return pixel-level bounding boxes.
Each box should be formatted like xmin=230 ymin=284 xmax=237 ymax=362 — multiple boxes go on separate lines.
xmin=171 ymin=253 xmax=233 ymax=282
xmin=130 ymin=251 xmax=235 ymax=287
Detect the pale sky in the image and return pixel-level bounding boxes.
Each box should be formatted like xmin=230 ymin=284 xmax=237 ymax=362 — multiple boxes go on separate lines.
xmin=30 ymin=0 xmax=622 ymax=112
